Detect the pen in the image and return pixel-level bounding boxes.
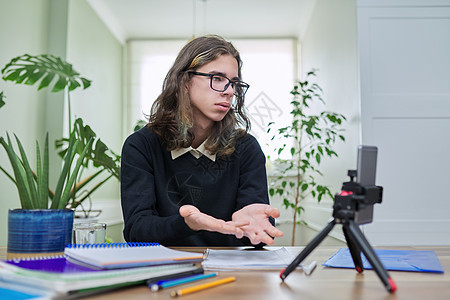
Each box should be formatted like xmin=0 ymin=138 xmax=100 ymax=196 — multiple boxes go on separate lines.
xmin=170 ymin=276 xmax=235 ymax=297
xmin=151 ymin=273 xmax=218 ymax=291
xmin=146 ymin=268 xmax=204 ymax=286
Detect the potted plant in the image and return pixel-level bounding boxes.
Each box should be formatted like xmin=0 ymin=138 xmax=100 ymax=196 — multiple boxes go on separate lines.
xmin=0 ymin=54 xmax=120 ymax=257
xmin=1 ymin=54 xmax=120 ymax=220
xmin=1 ymin=132 xmax=91 ymax=258
xmin=267 ymin=70 xmax=346 ymax=246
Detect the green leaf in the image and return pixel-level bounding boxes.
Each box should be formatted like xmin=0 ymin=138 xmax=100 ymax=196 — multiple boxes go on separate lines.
xmin=276 ymin=188 xmax=284 ymax=196
xmin=318 ymin=146 xmax=323 ymax=155
xmin=68 ymin=171 xmax=110 ymax=209
xmin=301 ymin=183 xmax=308 ymax=192
xmin=51 ymin=135 xmax=78 ymax=209
xmin=0 ymin=134 xmax=33 ymax=208
xmin=134 ymin=119 xmax=147 ymax=132
xmin=36 ymin=133 xmax=50 ymax=209
xmin=1 ymin=54 xmax=91 ymax=94
xmin=14 ymin=134 xmax=39 ymax=208
xmin=55 ymin=118 xmax=121 ymax=179
xmin=0 ymin=165 xmax=15 ymax=183
xmin=0 ymin=91 xmax=6 ymax=108
xmin=57 ymin=139 xmax=93 ymax=209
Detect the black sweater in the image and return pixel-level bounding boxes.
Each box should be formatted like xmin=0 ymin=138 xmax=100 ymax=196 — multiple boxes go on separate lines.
xmin=120 ymin=127 xmax=270 ymax=246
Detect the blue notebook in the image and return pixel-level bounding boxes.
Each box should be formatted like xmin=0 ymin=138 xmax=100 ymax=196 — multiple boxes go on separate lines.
xmin=0 ymin=287 xmax=44 ymax=300
xmin=323 ymin=248 xmax=444 ymax=273
xmin=5 ymin=256 xmax=99 ymax=273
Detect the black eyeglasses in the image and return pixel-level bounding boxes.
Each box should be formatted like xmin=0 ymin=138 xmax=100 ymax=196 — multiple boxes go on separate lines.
xmin=189 ymin=71 xmax=249 ymax=97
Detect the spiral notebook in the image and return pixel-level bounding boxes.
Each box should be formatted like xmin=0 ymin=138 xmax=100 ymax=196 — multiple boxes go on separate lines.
xmin=64 ymin=242 xmax=204 ymax=269
xmin=0 ymin=244 xmax=203 ymax=297
xmin=0 ymin=259 xmax=200 ymax=298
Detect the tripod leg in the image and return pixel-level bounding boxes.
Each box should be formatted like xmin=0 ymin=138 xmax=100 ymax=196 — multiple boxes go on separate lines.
xmin=346 ymin=220 xmax=397 ymax=293
xmin=342 ymin=225 xmax=364 ymax=273
xmin=280 ymin=219 xmax=336 ymax=280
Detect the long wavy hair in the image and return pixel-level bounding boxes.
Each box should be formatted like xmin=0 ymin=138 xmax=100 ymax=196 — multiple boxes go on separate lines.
xmin=148 ymin=35 xmax=251 ymax=158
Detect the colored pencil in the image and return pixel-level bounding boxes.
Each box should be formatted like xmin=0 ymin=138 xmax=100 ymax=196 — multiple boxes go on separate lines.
xmin=170 ymin=276 xmax=235 ymax=297
xmin=151 ymin=273 xmax=217 ymax=291
xmin=146 ymin=267 xmax=204 ymax=286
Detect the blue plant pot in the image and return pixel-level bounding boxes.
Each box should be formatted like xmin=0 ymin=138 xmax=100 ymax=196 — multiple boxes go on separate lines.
xmin=7 ymin=209 xmax=74 ymax=257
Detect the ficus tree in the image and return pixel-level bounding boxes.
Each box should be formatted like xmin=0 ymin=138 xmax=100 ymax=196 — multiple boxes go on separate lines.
xmin=267 ymin=70 xmax=346 ymax=245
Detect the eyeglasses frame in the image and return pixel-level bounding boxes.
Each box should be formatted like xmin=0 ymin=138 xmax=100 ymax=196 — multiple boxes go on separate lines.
xmin=188 ymin=71 xmax=250 ymax=96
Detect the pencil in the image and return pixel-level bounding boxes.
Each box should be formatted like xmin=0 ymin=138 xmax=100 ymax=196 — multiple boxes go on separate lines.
xmin=151 ymin=273 xmax=218 ymax=291
xmin=146 ymin=268 xmax=204 ymax=286
xmin=170 ymin=276 xmax=235 ymax=297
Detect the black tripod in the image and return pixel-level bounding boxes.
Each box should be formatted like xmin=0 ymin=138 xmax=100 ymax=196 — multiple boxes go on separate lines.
xmin=280 ymin=171 xmax=397 ymax=293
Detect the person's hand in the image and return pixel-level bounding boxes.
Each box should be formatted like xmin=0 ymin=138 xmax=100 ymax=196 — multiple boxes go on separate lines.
xmin=232 ymin=204 xmax=283 ymax=245
xmin=179 ymin=205 xmax=248 ymax=238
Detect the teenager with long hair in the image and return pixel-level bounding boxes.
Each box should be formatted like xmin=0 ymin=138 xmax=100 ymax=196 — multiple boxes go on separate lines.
xmin=121 ymin=35 xmax=283 ymax=246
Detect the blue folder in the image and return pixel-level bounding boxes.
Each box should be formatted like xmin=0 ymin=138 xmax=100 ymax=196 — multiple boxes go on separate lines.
xmin=323 ymin=248 xmax=444 ymax=273
xmin=0 ymin=287 xmax=44 ymax=300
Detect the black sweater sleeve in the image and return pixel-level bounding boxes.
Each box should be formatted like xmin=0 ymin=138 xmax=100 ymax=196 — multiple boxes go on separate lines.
xmin=120 ymin=129 xmax=194 ymax=243
xmin=234 ymin=135 xmax=270 ymax=210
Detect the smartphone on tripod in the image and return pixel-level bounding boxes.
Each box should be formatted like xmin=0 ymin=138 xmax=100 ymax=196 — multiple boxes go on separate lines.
xmin=354 ymin=145 xmax=378 ymax=225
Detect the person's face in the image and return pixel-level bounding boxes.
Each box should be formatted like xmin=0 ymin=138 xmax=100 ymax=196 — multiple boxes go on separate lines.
xmin=188 ymin=54 xmax=239 ymax=130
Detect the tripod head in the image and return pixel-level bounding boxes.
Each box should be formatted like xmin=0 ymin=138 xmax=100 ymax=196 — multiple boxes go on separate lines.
xmin=281 ymin=145 xmax=396 ymax=293
xmin=333 ymin=169 xmax=383 ymax=225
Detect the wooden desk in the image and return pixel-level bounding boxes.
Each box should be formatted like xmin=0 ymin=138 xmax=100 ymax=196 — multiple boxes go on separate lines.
xmin=1 ymin=246 xmax=450 ymax=300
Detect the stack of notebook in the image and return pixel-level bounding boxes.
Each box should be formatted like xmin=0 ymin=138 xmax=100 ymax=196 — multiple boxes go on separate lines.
xmin=0 ymin=242 xmax=204 ymax=298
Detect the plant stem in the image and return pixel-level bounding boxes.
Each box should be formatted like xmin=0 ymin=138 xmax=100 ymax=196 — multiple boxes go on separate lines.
xmin=291 ymin=95 xmax=305 ymax=246
xmin=66 ymin=87 xmax=72 ymax=135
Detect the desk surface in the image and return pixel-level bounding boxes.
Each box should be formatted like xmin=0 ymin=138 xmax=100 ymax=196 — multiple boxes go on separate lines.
xmin=1 ymin=246 xmax=450 ymax=300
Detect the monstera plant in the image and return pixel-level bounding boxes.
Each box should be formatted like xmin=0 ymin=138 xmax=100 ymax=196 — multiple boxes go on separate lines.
xmin=0 ymin=54 xmax=120 ymax=213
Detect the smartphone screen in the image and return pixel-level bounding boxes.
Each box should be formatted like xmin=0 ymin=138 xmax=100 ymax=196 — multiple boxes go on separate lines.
xmin=354 ymin=145 xmax=378 ymax=225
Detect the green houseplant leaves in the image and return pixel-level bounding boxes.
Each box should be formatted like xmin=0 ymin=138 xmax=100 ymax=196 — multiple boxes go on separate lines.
xmin=0 ymin=133 xmax=91 ymax=209
xmin=268 ymin=70 xmax=346 ymax=245
xmin=55 ymin=118 xmax=121 ymax=209
xmin=1 ymin=54 xmax=120 ymax=211
xmin=1 ymin=54 xmax=91 ymax=92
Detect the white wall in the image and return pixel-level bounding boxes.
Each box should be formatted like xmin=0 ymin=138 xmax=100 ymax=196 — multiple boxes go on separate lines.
xmin=296 ymin=0 xmax=450 ymax=247
xmin=66 ymin=0 xmax=123 ymax=201
xmin=358 ymin=0 xmax=450 ymax=246
xmin=0 ymin=0 xmax=124 ymax=245
xmin=0 ymin=0 xmax=52 ymax=246
xmin=294 ymin=0 xmax=361 ymax=243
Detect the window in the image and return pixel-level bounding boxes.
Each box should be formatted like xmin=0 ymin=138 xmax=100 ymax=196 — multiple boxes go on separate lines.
xmin=127 ymin=39 xmax=296 ymax=159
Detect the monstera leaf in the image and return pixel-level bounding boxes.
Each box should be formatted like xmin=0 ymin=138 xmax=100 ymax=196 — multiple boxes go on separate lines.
xmin=1 ymin=54 xmax=91 ymax=92
xmin=1 ymin=53 xmax=119 ymax=212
